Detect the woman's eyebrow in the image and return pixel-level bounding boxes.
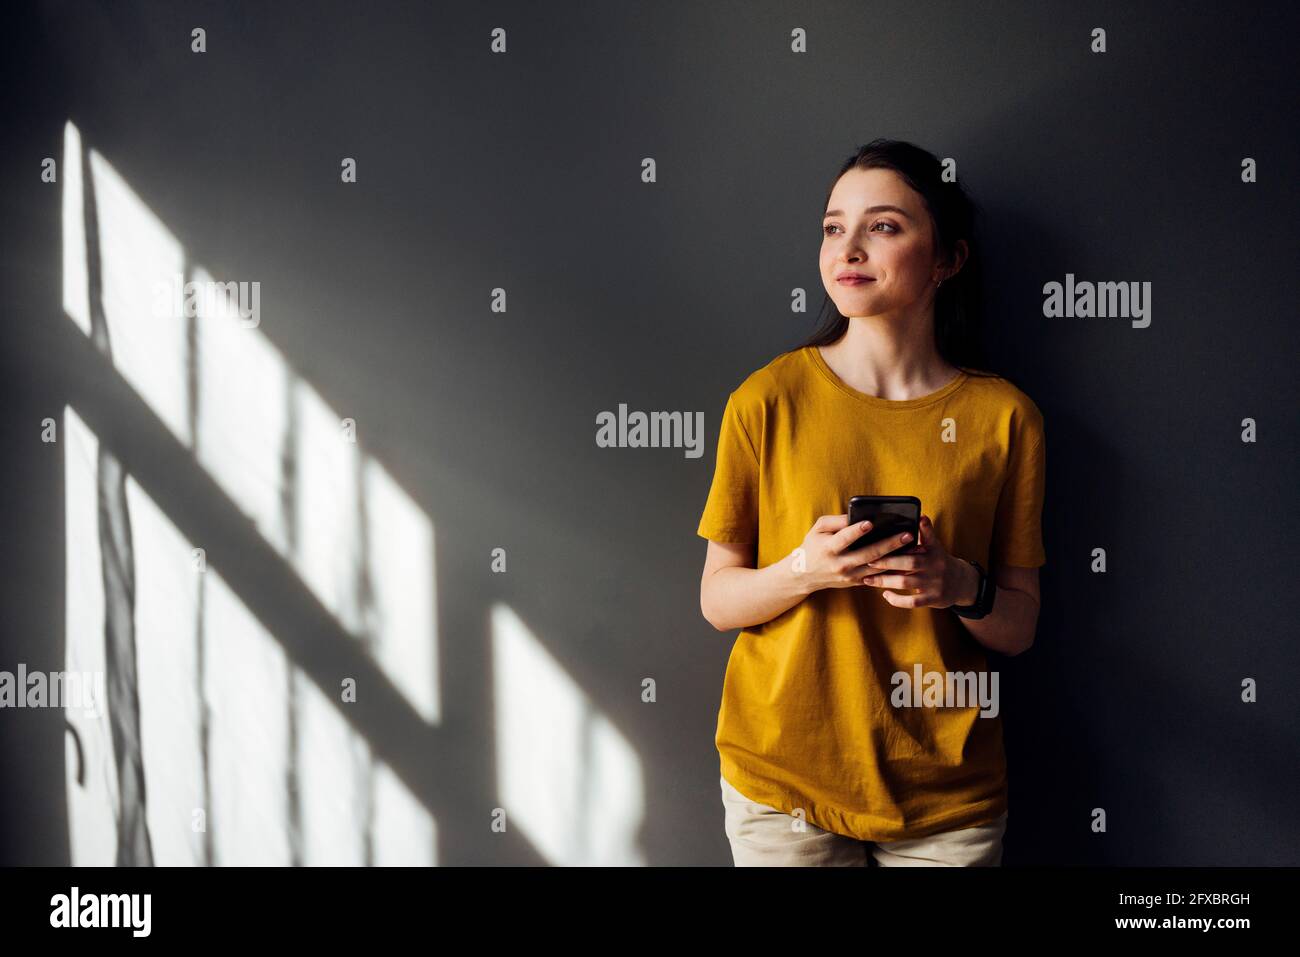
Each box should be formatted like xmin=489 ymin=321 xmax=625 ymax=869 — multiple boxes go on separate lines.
xmin=823 ymin=205 xmax=913 ymax=219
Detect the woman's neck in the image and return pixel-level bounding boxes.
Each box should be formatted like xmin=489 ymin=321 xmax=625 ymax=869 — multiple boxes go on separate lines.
xmin=818 ymin=315 xmax=960 ymax=402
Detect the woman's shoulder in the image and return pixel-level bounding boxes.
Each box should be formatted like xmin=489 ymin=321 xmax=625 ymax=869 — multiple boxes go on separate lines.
xmin=960 ymin=370 xmax=1045 ymax=437
xmin=727 ymin=347 xmax=809 ymax=405
xmin=961 ymin=369 xmax=1039 ymax=406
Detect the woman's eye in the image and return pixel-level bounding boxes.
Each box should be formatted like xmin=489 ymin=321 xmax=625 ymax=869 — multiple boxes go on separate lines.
xmin=823 ymin=222 xmax=897 ymax=236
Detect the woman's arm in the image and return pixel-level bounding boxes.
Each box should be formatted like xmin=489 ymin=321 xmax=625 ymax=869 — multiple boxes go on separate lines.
xmin=700 ymin=516 xmax=910 ymax=632
xmin=954 ymin=562 xmax=1041 ymax=656
xmin=699 ymin=540 xmax=810 ymax=632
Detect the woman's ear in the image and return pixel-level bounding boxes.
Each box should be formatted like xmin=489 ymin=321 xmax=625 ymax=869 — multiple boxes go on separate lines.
xmin=946 ymin=240 xmax=970 ymax=280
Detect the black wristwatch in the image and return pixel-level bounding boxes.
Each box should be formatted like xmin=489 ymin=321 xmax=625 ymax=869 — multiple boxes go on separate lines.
xmin=950 ymin=559 xmax=995 ymax=619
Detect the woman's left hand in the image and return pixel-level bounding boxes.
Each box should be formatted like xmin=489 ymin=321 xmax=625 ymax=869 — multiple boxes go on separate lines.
xmin=860 ymin=514 xmax=978 ymax=609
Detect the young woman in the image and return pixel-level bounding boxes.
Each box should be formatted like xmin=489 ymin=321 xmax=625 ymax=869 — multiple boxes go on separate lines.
xmin=697 ymin=139 xmax=1046 ymax=866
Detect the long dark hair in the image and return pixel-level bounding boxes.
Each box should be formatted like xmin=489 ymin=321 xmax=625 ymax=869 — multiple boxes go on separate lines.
xmin=784 ymin=139 xmax=1001 ymax=379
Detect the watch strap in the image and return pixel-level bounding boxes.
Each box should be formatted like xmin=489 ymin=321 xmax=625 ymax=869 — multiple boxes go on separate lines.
xmin=950 ymin=559 xmax=994 ymax=619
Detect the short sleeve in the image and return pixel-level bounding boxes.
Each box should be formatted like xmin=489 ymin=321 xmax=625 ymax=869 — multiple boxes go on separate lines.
xmin=696 ymin=391 xmax=760 ymax=544
xmin=990 ymin=416 xmax=1046 ymax=567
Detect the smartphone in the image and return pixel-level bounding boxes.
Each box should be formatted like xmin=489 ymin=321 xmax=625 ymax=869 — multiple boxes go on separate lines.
xmin=843 ymin=495 xmax=922 ymax=555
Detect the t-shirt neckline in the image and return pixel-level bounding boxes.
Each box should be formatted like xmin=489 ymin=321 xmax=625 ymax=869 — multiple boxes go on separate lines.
xmin=805 ymin=345 xmax=969 ymax=410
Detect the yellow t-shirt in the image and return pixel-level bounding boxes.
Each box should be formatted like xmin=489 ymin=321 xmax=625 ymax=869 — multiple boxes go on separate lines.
xmin=697 ymin=344 xmax=1046 ymax=842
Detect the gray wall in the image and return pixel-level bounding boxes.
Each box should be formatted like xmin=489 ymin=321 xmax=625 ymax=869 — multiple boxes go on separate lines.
xmin=2 ymin=0 xmax=1297 ymax=865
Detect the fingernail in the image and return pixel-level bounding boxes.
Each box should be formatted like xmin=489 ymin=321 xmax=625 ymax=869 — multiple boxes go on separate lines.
xmin=900 ymin=533 xmax=912 ymax=541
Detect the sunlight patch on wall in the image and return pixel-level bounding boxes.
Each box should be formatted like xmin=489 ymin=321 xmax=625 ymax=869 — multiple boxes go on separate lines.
xmin=63 ymin=406 xmax=436 ymax=865
xmin=491 ymin=602 xmax=645 ymax=866
xmin=87 ymin=146 xmax=190 ymax=445
xmin=63 ymin=407 xmax=115 ymax=865
xmin=59 ymin=119 xmax=440 ymax=732
xmin=60 ymin=121 xmax=89 ymax=335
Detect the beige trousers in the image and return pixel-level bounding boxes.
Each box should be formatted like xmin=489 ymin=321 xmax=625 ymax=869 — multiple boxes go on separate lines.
xmin=721 ymin=774 xmax=1007 ymax=867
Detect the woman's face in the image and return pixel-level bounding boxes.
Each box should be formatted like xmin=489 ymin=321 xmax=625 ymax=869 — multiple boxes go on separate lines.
xmin=820 ymin=167 xmax=942 ymax=320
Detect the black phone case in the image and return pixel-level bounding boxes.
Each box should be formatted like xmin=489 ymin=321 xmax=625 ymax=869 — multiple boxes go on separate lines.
xmin=843 ymin=495 xmax=921 ymax=555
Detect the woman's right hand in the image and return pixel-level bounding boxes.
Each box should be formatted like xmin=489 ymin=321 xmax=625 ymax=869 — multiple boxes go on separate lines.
xmin=792 ymin=513 xmax=914 ymax=594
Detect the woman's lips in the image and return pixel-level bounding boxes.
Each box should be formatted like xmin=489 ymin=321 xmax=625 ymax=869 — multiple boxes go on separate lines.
xmin=837 ymin=277 xmax=875 ymax=286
